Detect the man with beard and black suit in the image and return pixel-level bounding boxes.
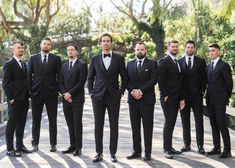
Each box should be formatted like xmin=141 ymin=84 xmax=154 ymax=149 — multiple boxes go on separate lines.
xmin=87 ymin=33 xmax=128 ymax=163
xmin=178 ymin=40 xmax=206 ymax=154
xmin=158 ymin=40 xmax=185 ymax=159
xmin=2 ymin=42 xmax=32 ymax=156
xmin=206 ymin=43 xmax=233 ymax=158
xmin=60 ymin=43 xmax=88 ymax=156
xmin=28 ymin=37 xmax=61 ymax=152
xmin=126 ymin=42 xmax=158 ymax=161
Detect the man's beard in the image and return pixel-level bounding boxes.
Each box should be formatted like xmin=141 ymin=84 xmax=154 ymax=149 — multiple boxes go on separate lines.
xmin=42 ymin=49 xmax=49 ymax=53
xmin=19 ymin=54 xmax=23 ymax=57
xmin=69 ymin=55 xmax=74 ymax=59
xmin=170 ymin=51 xmax=178 ymax=56
xmin=137 ymin=53 xmax=146 ymax=59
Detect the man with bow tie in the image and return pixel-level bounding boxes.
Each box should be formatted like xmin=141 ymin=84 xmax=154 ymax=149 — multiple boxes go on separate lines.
xmin=88 ymin=33 xmax=128 ymax=163
xmin=206 ymin=43 xmax=233 ymax=158
xmin=59 ymin=43 xmax=88 ymax=156
xmin=126 ymin=42 xmax=158 ymax=161
xmin=2 ymin=42 xmax=31 ymax=156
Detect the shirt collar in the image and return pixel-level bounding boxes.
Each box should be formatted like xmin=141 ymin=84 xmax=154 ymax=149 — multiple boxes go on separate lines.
xmin=102 ymin=51 xmax=112 ymax=58
xmin=212 ymin=57 xmax=220 ymax=65
xmin=13 ymin=55 xmax=21 ymax=62
xmin=41 ymin=52 xmax=49 ymax=58
xmin=168 ymin=52 xmax=177 ymax=61
xmin=69 ymin=58 xmax=77 ymax=64
xmin=136 ymin=57 xmax=146 ymax=63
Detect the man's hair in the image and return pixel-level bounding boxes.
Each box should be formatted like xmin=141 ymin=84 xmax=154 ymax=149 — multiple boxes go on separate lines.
xmin=67 ymin=43 xmax=78 ymax=51
xmin=208 ymin=43 xmax=220 ymax=50
xmin=100 ymin=33 xmax=113 ymax=42
xmin=185 ymin=40 xmax=195 ymax=47
xmin=136 ymin=42 xmax=147 ymax=49
xmin=168 ymin=40 xmax=178 ymax=46
xmin=12 ymin=41 xmax=24 ymax=48
xmin=41 ymin=37 xmax=51 ymax=43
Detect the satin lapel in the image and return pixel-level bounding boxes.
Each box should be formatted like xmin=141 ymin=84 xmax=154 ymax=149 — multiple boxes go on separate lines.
xmin=98 ymin=53 xmax=106 ymax=73
xmin=106 ymin=53 xmax=115 ymax=75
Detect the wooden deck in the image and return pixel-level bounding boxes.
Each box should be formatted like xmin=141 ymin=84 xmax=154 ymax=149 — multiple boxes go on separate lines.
xmin=0 ymin=92 xmax=235 ymax=168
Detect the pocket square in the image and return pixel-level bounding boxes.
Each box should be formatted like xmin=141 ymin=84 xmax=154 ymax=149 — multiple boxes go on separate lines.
xmin=145 ymin=69 xmax=148 ymax=71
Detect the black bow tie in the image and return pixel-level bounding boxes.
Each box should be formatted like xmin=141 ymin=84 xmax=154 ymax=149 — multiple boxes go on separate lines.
xmin=104 ymin=53 xmax=111 ymax=58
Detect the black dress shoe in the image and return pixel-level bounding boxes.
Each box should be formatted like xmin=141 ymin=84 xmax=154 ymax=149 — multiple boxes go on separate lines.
xmin=144 ymin=154 xmax=151 ymax=161
xmin=32 ymin=145 xmax=38 ymax=151
xmin=111 ymin=155 xmax=118 ymax=163
xmin=50 ymin=145 xmax=57 ymax=152
xmin=6 ymin=150 xmax=22 ymax=157
xmin=73 ymin=149 xmax=82 ymax=156
xmin=93 ymin=153 xmax=103 ymax=162
xmin=126 ymin=152 xmax=141 ymax=159
xmin=171 ymin=148 xmax=182 ymax=154
xmin=164 ymin=150 xmax=173 ymax=159
xmin=62 ymin=146 xmax=75 ymax=154
xmin=181 ymin=145 xmax=191 ymax=152
xmin=17 ymin=146 xmax=32 ymax=153
xmin=198 ymin=147 xmax=205 ymax=154
xmin=219 ymin=151 xmax=232 ymax=159
xmin=206 ymin=148 xmax=221 ymax=155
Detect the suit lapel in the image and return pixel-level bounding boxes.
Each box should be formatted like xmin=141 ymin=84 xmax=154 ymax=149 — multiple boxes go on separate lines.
xmin=12 ymin=57 xmax=26 ymax=74
xmin=106 ymin=53 xmax=115 ymax=74
xmin=68 ymin=59 xmax=79 ymax=78
xmin=98 ymin=53 xmax=107 ymax=74
xmin=37 ymin=54 xmax=45 ymax=72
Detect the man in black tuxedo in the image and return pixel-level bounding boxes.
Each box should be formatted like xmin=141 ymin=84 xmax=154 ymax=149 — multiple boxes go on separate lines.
xmin=87 ymin=33 xmax=128 ymax=162
xmin=126 ymin=42 xmax=158 ymax=161
xmin=2 ymin=42 xmax=32 ymax=156
xmin=158 ymin=40 xmax=185 ymax=159
xmin=28 ymin=37 xmax=61 ymax=152
xmin=60 ymin=43 xmax=88 ymax=156
xmin=178 ymin=40 xmax=206 ymax=154
xmin=206 ymin=43 xmax=233 ymax=158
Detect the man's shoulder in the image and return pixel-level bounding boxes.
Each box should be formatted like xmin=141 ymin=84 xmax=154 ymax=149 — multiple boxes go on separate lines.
xmin=3 ymin=58 xmax=13 ymax=67
xmin=158 ymin=55 xmax=170 ymax=63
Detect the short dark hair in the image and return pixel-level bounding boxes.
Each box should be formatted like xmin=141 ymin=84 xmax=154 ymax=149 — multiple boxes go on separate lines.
xmin=12 ymin=41 xmax=24 ymax=48
xmin=100 ymin=33 xmax=113 ymax=42
xmin=185 ymin=40 xmax=195 ymax=47
xmin=67 ymin=43 xmax=78 ymax=51
xmin=41 ymin=37 xmax=51 ymax=43
xmin=208 ymin=43 xmax=220 ymax=50
xmin=168 ymin=40 xmax=178 ymax=46
xmin=136 ymin=42 xmax=146 ymax=49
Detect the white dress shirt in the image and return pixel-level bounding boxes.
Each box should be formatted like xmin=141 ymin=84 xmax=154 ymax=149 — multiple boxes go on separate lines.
xmin=168 ymin=52 xmax=181 ymax=72
xmin=185 ymin=55 xmax=194 ymax=69
xmin=102 ymin=51 xmax=112 ymax=70
xmin=69 ymin=58 xmax=77 ymax=69
xmin=211 ymin=57 xmax=220 ymax=69
xmin=13 ymin=55 xmax=23 ymax=68
xmin=41 ymin=53 xmax=49 ymax=63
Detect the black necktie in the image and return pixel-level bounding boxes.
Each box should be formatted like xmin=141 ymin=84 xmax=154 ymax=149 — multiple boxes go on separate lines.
xmin=211 ymin=61 xmax=214 ymax=69
xmin=137 ymin=60 xmax=142 ymax=72
xmin=19 ymin=60 xmax=24 ymax=70
xmin=104 ymin=53 xmax=111 ymax=58
xmin=43 ymin=55 xmax=47 ymax=67
xmin=69 ymin=61 xmax=73 ymax=71
xmin=188 ymin=57 xmax=192 ymax=69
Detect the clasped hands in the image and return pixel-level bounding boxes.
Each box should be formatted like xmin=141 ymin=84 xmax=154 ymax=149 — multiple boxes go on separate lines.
xmin=131 ymin=89 xmax=142 ymax=100
xmin=63 ymin=92 xmax=72 ymax=103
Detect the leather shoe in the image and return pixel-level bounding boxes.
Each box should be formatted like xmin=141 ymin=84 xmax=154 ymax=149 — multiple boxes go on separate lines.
xmin=171 ymin=148 xmax=182 ymax=154
xmin=62 ymin=146 xmax=75 ymax=154
xmin=198 ymin=147 xmax=205 ymax=154
xmin=32 ymin=145 xmax=38 ymax=151
xmin=6 ymin=150 xmax=21 ymax=157
xmin=219 ymin=151 xmax=232 ymax=159
xmin=164 ymin=150 xmax=173 ymax=159
xmin=93 ymin=153 xmax=103 ymax=162
xmin=17 ymin=146 xmax=32 ymax=153
xmin=50 ymin=145 xmax=57 ymax=152
xmin=144 ymin=154 xmax=151 ymax=161
xmin=206 ymin=148 xmax=221 ymax=155
xmin=181 ymin=145 xmax=191 ymax=152
xmin=127 ymin=152 xmax=141 ymax=159
xmin=73 ymin=149 xmax=82 ymax=156
xmin=111 ymin=155 xmax=117 ymax=163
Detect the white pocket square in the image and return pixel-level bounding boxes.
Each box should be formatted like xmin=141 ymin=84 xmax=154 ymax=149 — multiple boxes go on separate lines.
xmin=145 ymin=69 xmax=148 ymax=71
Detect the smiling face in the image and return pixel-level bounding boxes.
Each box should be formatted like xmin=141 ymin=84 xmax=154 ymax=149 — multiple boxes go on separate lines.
xmin=100 ymin=35 xmax=112 ymax=53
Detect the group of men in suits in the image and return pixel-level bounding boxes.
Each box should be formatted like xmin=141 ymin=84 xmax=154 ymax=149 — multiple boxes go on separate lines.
xmin=2 ymin=34 xmax=233 ymax=161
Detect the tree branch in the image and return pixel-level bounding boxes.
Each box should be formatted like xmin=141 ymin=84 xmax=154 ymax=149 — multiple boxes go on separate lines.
xmin=0 ymin=8 xmax=13 ymax=33
xmin=14 ymin=0 xmax=32 ymax=24
xmin=45 ymin=0 xmax=61 ymax=25
xmin=140 ymin=0 xmax=148 ymax=18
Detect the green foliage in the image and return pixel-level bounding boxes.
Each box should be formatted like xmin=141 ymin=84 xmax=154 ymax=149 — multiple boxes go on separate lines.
xmin=14 ymin=24 xmax=49 ymax=58
xmin=230 ymin=93 xmax=235 ymax=107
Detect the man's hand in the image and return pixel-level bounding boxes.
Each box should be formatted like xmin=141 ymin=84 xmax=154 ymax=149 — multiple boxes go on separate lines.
xmin=131 ymin=89 xmax=142 ymax=100
xmin=63 ymin=92 xmax=71 ymax=101
xmin=180 ymin=100 xmax=185 ymax=110
xmin=67 ymin=98 xmax=72 ymax=103
xmin=10 ymin=99 xmax=14 ymax=104
xmin=164 ymin=96 xmax=168 ymax=102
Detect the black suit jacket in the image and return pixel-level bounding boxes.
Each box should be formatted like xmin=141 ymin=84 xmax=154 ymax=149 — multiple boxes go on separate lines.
xmin=59 ymin=59 xmax=88 ymax=103
xmin=178 ymin=56 xmax=206 ymax=98
xmin=158 ymin=55 xmax=184 ymax=100
xmin=27 ymin=53 xmax=61 ymax=96
xmin=206 ymin=59 xmax=233 ymax=105
xmin=2 ymin=57 xmax=28 ymax=101
xmin=126 ymin=58 xmax=158 ymax=104
xmin=87 ymin=52 xmax=128 ymax=101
